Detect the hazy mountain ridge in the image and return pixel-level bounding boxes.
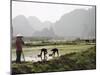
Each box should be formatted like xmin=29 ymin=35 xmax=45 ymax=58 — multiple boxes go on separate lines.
xmin=12 ymin=15 xmax=56 ymax=37
xmin=12 ymin=8 xmax=95 ymax=39
xmin=33 ymin=27 xmax=56 ymax=37
xmin=12 ymin=15 xmax=34 ymax=37
xmin=54 ymin=8 xmax=95 ymax=39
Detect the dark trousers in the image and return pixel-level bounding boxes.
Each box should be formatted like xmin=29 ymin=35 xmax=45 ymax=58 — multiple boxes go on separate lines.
xmin=16 ymin=50 xmax=22 ymax=63
xmin=40 ymin=52 xmax=47 ymax=60
xmin=53 ymin=51 xmax=59 ymax=57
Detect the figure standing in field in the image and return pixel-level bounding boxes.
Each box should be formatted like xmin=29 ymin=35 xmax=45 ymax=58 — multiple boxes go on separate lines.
xmin=15 ymin=34 xmax=24 ymax=63
xmin=38 ymin=48 xmax=48 ymax=61
xmin=51 ymin=48 xmax=59 ymax=57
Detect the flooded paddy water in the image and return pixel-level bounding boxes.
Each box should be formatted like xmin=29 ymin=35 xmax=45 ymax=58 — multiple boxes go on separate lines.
xmin=12 ymin=44 xmax=95 ymax=62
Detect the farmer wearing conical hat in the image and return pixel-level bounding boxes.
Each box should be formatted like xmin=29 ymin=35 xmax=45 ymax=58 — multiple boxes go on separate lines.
xmin=15 ymin=34 xmax=24 ymax=63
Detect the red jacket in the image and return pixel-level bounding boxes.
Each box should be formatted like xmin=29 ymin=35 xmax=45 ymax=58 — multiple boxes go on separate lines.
xmin=16 ymin=38 xmax=24 ymax=51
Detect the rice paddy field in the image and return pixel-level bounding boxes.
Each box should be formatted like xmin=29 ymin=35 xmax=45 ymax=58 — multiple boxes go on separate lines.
xmin=12 ymin=42 xmax=95 ymax=62
xmin=12 ymin=43 xmax=96 ymax=74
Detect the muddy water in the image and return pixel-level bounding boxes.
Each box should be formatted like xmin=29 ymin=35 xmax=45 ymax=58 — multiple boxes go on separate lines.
xmin=12 ymin=55 xmax=54 ymax=62
xmin=12 ymin=44 xmax=95 ymax=62
xmin=12 ymin=47 xmax=58 ymax=62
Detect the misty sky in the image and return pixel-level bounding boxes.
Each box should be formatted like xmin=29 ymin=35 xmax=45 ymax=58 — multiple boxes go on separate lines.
xmin=12 ymin=1 xmax=92 ymax=23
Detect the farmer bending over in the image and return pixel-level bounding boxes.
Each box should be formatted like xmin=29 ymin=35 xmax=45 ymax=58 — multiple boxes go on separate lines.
xmin=39 ymin=48 xmax=48 ymax=61
xmin=15 ymin=34 xmax=24 ymax=63
xmin=51 ymin=48 xmax=59 ymax=57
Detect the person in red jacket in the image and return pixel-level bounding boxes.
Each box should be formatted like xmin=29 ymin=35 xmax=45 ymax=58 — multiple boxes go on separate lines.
xmin=15 ymin=34 xmax=24 ymax=63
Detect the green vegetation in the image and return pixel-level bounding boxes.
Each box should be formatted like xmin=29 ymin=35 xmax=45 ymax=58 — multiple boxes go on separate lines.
xmin=12 ymin=38 xmax=95 ymax=48
xmin=12 ymin=46 xmax=96 ymax=74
